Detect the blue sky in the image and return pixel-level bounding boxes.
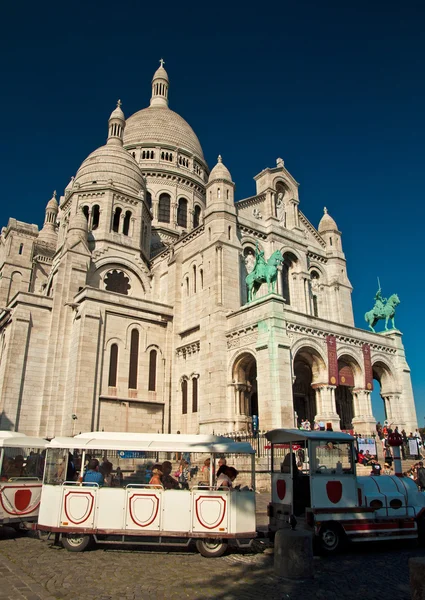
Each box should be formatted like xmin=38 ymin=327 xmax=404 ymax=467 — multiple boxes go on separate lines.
xmin=1 ymin=1 xmax=424 ymax=425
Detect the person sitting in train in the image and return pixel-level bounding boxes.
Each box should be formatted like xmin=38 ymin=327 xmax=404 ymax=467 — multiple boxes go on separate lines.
xmin=7 ymin=455 xmax=25 ymax=478
xmin=281 ymin=453 xmax=300 ymax=477
xmin=216 ymin=466 xmax=238 ymax=490
xmin=83 ymin=459 xmax=104 ymax=486
xmin=149 ymin=464 xmax=163 ymax=488
xmin=161 ymin=461 xmax=179 ymax=490
xmin=99 ymin=456 xmax=113 ymax=486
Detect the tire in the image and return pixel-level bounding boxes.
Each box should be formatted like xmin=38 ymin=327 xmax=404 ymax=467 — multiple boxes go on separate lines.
xmin=61 ymin=533 xmax=92 ymax=552
xmin=319 ymin=523 xmax=344 ymax=554
xmin=196 ymin=538 xmax=228 ymax=558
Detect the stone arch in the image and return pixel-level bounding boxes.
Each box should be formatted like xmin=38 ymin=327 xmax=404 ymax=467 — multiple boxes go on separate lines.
xmin=335 ymin=352 xmax=363 ymax=430
xmin=231 ymin=351 xmax=258 ymax=425
xmin=8 ymin=271 xmax=23 ymax=303
xmin=124 ymin=322 xmax=145 ymax=350
xmin=291 ymin=344 xmax=326 ymax=426
xmin=372 ymin=355 xmax=400 ymax=424
xmin=291 ymin=339 xmax=328 ymax=382
xmin=89 ymin=258 xmax=149 ymax=298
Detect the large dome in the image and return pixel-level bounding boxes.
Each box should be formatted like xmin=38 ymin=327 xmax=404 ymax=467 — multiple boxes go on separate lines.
xmin=74 ymin=145 xmax=144 ymax=196
xmin=124 ymin=106 xmax=204 ymax=160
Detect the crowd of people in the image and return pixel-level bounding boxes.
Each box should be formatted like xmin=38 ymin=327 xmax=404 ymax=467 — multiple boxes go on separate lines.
xmin=76 ymin=454 xmax=240 ymax=491
xmin=298 ymin=419 xmax=334 ymax=432
xmin=148 ymin=456 xmax=239 ymax=490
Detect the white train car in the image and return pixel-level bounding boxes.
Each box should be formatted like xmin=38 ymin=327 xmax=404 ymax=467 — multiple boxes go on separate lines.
xmin=0 ymin=431 xmax=47 ymax=529
xmin=37 ymin=432 xmax=256 ymax=557
xmin=266 ymin=429 xmax=425 ymax=552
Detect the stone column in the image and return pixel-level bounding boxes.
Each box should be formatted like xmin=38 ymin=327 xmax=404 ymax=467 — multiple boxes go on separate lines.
xmin=351 ymin=389 xmax=376 ymax=435
xmin=313 ymin=384 xmax=340 ymax=430
xmin=382 ymin=393 xmax=405 ymax=429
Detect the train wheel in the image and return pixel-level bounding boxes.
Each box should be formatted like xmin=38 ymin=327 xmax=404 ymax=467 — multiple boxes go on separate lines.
xmin=319 ymin=523 xmax=344 ymax=554
xmin=196 ymin=538 xmax=228 ymax=558
xmin=62 ymin=533 xmax=92 ymax=552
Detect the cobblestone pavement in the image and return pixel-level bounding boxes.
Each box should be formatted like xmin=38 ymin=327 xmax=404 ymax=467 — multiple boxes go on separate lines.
xmin=1 ymin=526 xmax=424 ymax=600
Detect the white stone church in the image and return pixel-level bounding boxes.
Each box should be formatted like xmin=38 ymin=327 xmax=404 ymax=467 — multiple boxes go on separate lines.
xmin=0 ymin=62 xmax=418 ymax=437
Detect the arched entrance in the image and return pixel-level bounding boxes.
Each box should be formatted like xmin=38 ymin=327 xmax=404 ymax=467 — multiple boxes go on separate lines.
xmin=335 ymin=356 xmax=358 ymax=430
xmin=292 ymin=347 xmax=325 ymax=426
xmin=232 ymin=353 xmax=258 ymax=429
xmin=372 ymin=360 xmax=398 ymax=426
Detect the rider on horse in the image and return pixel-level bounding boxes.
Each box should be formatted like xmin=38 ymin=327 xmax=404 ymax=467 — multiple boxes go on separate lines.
xmin=373 ymin=287 xmax=387 ymax=317
xmin=253 ymin=242 xmax=267 ymax=276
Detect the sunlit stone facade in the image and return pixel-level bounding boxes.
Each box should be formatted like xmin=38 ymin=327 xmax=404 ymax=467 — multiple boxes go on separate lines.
xmin=0 ymin=64 xmax=418 ymax=437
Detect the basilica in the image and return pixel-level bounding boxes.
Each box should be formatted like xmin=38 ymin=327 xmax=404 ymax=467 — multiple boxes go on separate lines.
xmin=0 ymin=63 xmax=418 ymax=437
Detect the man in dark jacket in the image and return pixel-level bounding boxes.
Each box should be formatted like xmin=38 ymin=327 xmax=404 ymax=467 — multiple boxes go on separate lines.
xmin=416 ymin=462 xmax=425 ymax=491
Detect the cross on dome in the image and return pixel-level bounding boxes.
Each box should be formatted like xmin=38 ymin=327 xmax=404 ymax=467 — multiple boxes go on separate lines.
xmin=159 ymin=58 xmax=165 ymax=68
xmin=217 ymin=155 xmax=223 ymax=163
xmin=117 ymin=99 xmax=122 ymax=108
xmin=53 ymin=190 xmax=57 ymax=198
xmin=323 ymin=206 xmax=328 ymax=214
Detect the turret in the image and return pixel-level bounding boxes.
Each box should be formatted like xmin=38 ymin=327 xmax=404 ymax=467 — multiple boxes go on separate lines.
xmin=150 ymin=59 xmax=169 ymax=108
xmin=205 ymin=155 xmax=235 ymax=215
xmin=38 ymin=191 xmax=58 ymax=247
xmin=107 ymin=100 xmax=125 ymax=146
xmin=318 ymin=207 xmax=342 ymax=254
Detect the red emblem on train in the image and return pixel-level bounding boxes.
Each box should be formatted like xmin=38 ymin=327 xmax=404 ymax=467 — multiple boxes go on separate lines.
xmin=276 ymin=479 xmax=286 ymax=500
xmin=14 ymin=489 xmax=32 ymax=511
xmin=326 ymin=481 xmax=342 ymax=504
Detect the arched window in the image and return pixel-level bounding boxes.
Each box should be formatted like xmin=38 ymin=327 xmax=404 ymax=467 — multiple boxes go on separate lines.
xmin=18 ymin=243 xmax=24 ymax=255
xmin=146 ymin=192 xmax=152 ymax=208
xmin=182 ymin=379 xmax=188 ymax=414
xmin=192 ymin=377 xmax=198 ymax=413
xmin=108 ymin=344 xmax=118 ymax=387
xmin=128 ymin=329 xmax=139 ymax=389
xmin=158 ymin=194 xmax=170 ymax=223
xmin=148 ymin=349 xmax=157 ymax=391
xmin=193 ymin=205 xmax=201 ymax=228
xmin=92 ymin=205 xmax=100 ymax=230
xmin=200 ymin=269 xmax=203 ymax=289
xmin=82 ymin=206 xmax=89 ymax=222
xmin=123 ymin=211 xmax=132 ymax=236
xmin=112 ymin=207 xmax=122 ymax=232
xmin=186 ymin=277 xmax=189 ymax=296
xmin=281 ymin=252 xmax=298 ymax=305
xmin=193 ymin=265 xmax=197 ymax=294
xmin=281 ymin=263 xmax=290 ymax=304
xmin=177 ymin=198 xmax=188 ymax=228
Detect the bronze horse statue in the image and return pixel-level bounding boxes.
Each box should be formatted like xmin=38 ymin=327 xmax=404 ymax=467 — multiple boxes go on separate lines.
xmin=364 ymin=293 xmax=400 ymax=332
xmin=246 ymin=249 xmax=284 ymax=302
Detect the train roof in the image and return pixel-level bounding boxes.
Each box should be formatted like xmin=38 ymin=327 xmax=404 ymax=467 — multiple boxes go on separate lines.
xmin=0 ymin=431 xmax=48 ymax=449
xmin=49 ymin=432 xmax=255 ymax=454
xmin=265 ymin=428 xmax=354 ymax=443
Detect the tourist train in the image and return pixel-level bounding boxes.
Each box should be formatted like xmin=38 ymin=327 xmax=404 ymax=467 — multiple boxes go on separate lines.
xmin=0 ymin=429 xmax=424 ymax=556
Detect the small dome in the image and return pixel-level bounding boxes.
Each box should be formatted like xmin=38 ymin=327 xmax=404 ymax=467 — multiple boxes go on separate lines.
xmin=152 ymin=65 xmax=169 ymax=83
xmin=208 ymin=155 xmax=232 ymax=184
xmin=46 ymin=191 xmax=58 ymax=211
xmin=74 ymin=144 xmax=143 ymax=196
xmin=318 ymin=207 xmax=338 ymax=233
xmin=109 ymin=99 xmax=125 ymax=121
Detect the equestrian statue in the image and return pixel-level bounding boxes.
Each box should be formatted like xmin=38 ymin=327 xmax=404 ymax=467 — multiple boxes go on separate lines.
xmin=245 ymin=242 xmax=284 ymax=303
xmin=364 ymin=283 xmax=400 ymax=332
